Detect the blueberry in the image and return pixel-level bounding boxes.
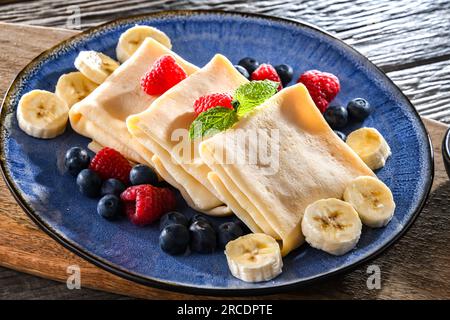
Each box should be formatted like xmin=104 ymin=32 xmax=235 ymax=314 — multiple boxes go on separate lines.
xmin=160 ymin=211 xmax=188 ymax=231
xmin=234 ymin=65 xmax=250 ymax=79
xmin=189 ymin=220 xmax=216 ymax=254
xmin=129 ymin=164 xmax=158 ymax=186
xmin=217 ymin=222 xmax=244 ymax=249
xmin=274 ymin=64 xmax=293 ymax=87
xmin=76 ymin=169 xmax=102 ymax=198
xmin=334 ymin=130 xmax=347 ymax=141
xmin=190 ymin=213 xmax=211 ymax=226
xmin=64 ymin=147 xmax=90 ymax=176
xmin=160 ymin=224 xmax=190 ymax=255
xmin=347 ymin=98 xmax=371 ymax=121
xmin=190 ymin=213 xmax=216 ymax=232
xmin=101 ymin=178 xmax=126 ymax=197
xmin=97 ymin=194 xmax=121 ymax=220
xmin=324 ymin=105 xmax=348 ymax=129
xmin=238 ymin=57 xmax=260 ymax=74
xmin=234 ymin=218 xmax=250 ymax=234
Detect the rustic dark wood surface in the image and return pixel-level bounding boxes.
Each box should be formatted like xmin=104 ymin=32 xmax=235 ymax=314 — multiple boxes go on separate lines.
xmin=1 ymin=0 xmax=450 ymax=123
xmin=0 ymin=0 xmax=449 ymax=300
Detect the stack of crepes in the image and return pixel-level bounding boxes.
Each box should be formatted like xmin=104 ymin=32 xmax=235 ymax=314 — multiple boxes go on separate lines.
xmin=127 ymin=54 xmax=249 ymax=215
xmin=69 ymin=38 xmax=198 ymax=164
xmin=198 ymin=84 xmax=375 ymax=255
xmin=70 ymin=39 xmax=249 ymax=215
xmin=70 ymin=38 xmax=374 ymax=256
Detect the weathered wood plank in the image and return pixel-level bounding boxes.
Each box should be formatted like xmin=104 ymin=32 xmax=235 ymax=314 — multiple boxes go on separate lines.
xmin=0 ymin=23 xmax=449 ymax=299
xmin=2 ymin=20 xmax=448 ymax=125
xmin=0 ymin=267 xmax=128 ymax=300
xmin=387 ymin=61 xmax=450 ymax=123
xmin=1 ymin=0 xmax=450 ymax=73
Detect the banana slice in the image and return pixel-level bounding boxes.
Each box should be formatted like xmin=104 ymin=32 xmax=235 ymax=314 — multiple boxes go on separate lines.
xmin=17 ymin=90 xmax=69 ymax=139
xmin=346 ymin=127 xmax=391 ymax=170
xmin=225 ymin=233 xmax=283 ymax=282
xmin=302 ymin=198 xmax=362 ymax=255
xmin=74 ymin=51 xmax=119 ymax=84
xmin=55 ymin=72 xmax=98 ymax=108
xmin=116 ymin=25 xmax=172 ymax=63
xmin=344 ymin=176 xmax=395 ymax=228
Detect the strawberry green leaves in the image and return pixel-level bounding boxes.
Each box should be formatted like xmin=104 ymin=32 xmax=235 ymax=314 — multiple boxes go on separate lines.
xmin=189 ymin=80 xmax=279 ymax=140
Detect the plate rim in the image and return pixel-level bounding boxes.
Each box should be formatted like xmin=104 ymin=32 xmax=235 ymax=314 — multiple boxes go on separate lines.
xmin=0 ymin=10 xmax=434 ymax=296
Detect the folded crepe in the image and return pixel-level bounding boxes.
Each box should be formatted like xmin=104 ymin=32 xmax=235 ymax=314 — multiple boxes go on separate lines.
xmin=199 ymin=83 xmax=375 ymax=255
xmin=127 ymin=54 xmax=249 ymax=215
xmin=69 ymin=38 xmax=199 ymax=164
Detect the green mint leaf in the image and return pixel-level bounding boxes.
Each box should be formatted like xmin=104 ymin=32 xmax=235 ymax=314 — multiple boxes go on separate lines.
xmin=231 ymin=99 xmax=240 ymax=111
xmin=234 ymin=80 xmax=279 ymax=117
xmin=189 ymin=107 xmax=238 ymax=139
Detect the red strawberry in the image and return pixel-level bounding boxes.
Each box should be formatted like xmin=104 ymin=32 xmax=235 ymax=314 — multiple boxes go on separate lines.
xmin=140 ymin=55 xmax=187 ymax=95
xmin=120 ymin=185 xmax=176 ymax=226
xmin=89 ymin=147 xmax=131 ymax=184
xmin=193 ymin=93 xmax=234 ymax=116
xmin=297 ymin=70 xmax=340 ymax=113
xmin=251 ymin=63 xmax=282 ymax=90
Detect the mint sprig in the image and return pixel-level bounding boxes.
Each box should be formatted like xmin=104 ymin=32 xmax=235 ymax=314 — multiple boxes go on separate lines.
xmin=188 ymin=80 xmax=279 ymax=140
xmin=189 ymin=107 xmax=238 ymax=139
xmin=234 ymin=80 xmax=279 ymax=117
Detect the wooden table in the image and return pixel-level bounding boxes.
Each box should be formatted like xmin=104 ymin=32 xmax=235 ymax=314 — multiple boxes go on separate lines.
xmin=0 ymin=0 xmax=449 ymax=300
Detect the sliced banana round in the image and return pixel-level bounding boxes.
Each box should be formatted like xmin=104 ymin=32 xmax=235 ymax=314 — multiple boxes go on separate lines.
xmin=55 ymin=72 xmax=98 ymax=108
xmin=116 ymin=25 xmax=172 ymax=63
xmin=17 ymin=90 xmax=69 ymax=139
xmin=344 ymin=176 xmax=395 ymax=228
xmin=302 ymin=198 xmax=362 ymax=256
xmin=74 ymin=51 xmax=119 ymax=84
xmin=225 ymin=233 xmax=282 ymax=282
xmin=346 ymin=127 xmax=391 ymax=170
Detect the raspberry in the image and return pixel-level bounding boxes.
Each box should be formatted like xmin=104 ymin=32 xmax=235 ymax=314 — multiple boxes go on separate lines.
xmin=121 ymin=185 xmax=176 ymax=226
xmin=193 ymin=93 xmax=234 ymax=116
xmin=89 ymin=147 xmax=131 ymax=184
xmin=140 ymin=55 xmax=187 ymax=95
xmin=251 ymin=64 xmax=282 ymax=90
xmin=123 ymin=201 xmax=136 ymax=219
xmin=297 ymin=70 xmax=340 ymax=113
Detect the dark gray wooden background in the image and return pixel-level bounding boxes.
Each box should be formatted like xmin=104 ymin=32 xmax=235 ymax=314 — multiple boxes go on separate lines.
xmin=0 ymin=0 xmax=449 ymax=299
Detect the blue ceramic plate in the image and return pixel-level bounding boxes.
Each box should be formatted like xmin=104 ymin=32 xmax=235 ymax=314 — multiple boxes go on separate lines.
xmin=0 ymin=11 xmax=433 ymax=295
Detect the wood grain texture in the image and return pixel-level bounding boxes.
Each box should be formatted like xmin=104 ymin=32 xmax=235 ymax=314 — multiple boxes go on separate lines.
xmin=387 ymin=61 xmax=450 ymax=123
xmin=1 ymin=0 xmax=450 ymax=69
xmin=0 ymin=23 xmax=449 ymax=300
xmin=0 ymin=267 xmax=130 ymax=300
xmin=1 ymin=0 xmax=449 ymax=123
